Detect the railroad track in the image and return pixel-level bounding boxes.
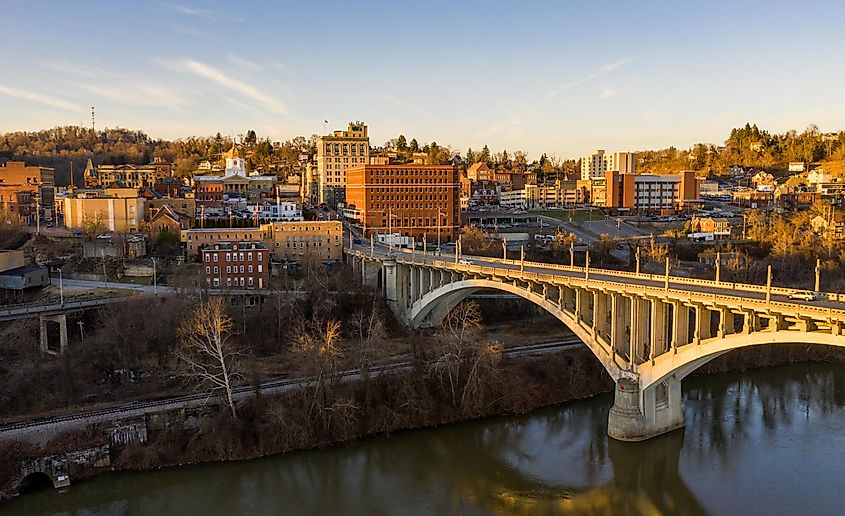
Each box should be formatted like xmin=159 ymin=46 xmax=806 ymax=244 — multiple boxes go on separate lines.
xmin=0 ymin=339 xmax=583 ymax=435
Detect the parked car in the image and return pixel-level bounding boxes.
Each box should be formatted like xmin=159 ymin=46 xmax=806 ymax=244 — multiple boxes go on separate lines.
xmin=788 ymin=291 xmax=821 ymax=301
xmin=458 ymin=259 xmax=474 ymax=265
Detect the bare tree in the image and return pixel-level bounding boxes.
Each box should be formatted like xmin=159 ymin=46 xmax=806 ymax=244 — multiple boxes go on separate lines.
xmin=177 ymin=298 xmax=242 ymax=418
xmin=81 ymin=212 xmax=106 ymax=240
xmin=293 ymin=317 xmax=343 ymax=420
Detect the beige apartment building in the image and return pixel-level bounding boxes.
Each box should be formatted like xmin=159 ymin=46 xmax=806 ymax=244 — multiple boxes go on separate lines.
xmin=317 ymin=122 xmax=369 ymax=206
xmin=63 ymin=195 xmax=145 ymax=233
xmin=262 ymin=220 xmax=343 ymax=264
xmin=0 ymin=160 xmax=55 ymax=221
xmin=580 ymin=150 xmax=636 ymax=180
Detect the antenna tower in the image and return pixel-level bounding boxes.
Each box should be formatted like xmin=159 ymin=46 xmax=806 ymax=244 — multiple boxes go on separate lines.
xmin=91 ymin=106 xmax=95 ymax=132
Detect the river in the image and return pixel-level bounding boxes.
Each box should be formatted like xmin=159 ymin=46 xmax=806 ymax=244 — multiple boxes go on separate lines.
xmin=4 ymin=363 xmax=845 ymax=515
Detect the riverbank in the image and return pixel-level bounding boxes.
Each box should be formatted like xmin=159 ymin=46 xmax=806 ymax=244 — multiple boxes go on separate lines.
xmin=3 ymin=343 xmax=844 ymax=501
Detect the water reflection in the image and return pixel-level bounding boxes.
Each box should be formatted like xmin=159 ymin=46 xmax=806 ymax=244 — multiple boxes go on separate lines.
xmin=3 ymin=364 xmax=844 ymax=516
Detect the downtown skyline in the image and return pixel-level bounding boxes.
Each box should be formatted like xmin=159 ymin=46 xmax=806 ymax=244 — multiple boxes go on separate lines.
xmin=2 ymin=0 xmax=845 ymax=158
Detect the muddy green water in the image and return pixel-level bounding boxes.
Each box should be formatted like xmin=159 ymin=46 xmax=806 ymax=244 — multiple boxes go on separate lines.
xmin=5 ymin=363 xmax=845 ymax=515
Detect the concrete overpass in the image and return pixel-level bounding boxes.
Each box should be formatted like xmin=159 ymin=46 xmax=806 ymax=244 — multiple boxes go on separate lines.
xmin=347 ymin=244 xmax=845 ymax=441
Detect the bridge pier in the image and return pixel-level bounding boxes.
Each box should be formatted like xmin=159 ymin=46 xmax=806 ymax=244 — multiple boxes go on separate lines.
xmin=607 ymin=375 xmax=685 ymax=442
xmin=39 ymin=314 xmax=68 ymax=355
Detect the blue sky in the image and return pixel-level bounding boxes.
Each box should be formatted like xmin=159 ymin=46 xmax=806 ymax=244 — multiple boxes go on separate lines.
xmin=2 ymin=1 xmax=844 ymax=159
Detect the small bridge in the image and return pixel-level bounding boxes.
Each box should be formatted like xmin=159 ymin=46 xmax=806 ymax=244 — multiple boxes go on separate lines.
xmin=347 ymin=245 xmax=845 ymax=441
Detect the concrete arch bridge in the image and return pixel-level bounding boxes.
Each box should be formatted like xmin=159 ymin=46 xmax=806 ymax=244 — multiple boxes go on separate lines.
xmin=347 ymin=247 xmax=845 ymax=441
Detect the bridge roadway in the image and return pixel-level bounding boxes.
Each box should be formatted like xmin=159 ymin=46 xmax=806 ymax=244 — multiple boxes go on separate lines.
xmin=347 ymin=243 xmax=845 ymax=442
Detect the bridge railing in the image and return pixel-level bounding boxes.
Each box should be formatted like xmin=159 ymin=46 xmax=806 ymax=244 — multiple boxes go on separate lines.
xmin=0 ymin=295 xmax=136 ymax=319
xmin=350 ymin=247 xmax=818 ymax=300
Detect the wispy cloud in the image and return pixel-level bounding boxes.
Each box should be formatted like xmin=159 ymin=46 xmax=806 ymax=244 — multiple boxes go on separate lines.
xmin=161 ymin=2 xmax=213 ymax=16
xmin=384 ymin=94 xmax=424 ymax=114
xmin=227 ymin=53 xmax=261 ymax=72
xmin=175 ymin=60 xmax=288 ymax=115
xmin=0 ymin=85 xmax=82 ymax=112
xmin=546 ymin=58 xmax=633 ymax=100
xmin=43 ymin=61 xmax=189 ymax=110
xmin=599 ymin=87 xmax=617 ymax=99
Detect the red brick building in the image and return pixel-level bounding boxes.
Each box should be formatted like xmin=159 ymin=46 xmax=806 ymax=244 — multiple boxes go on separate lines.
xmin=345 ymin=164 xmax=459 ymax=241
xmin=202 ymin=241 xmax=270 ymax=289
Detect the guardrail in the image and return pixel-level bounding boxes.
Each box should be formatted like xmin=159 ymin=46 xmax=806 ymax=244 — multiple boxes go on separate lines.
xmin=347 ymin=248 xmax=845 ymax=318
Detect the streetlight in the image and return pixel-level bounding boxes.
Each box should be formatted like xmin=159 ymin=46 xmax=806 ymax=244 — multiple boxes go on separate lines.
xmin=58 ymin=267 xmax=64 ymax=306
xmin=151 ymin=257 xmax=157 ymax=295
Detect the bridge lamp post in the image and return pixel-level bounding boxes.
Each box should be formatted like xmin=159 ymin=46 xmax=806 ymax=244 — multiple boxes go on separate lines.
xmin=635 ymin=246 xmax=641 ymax=275
xmin=715 ymin=252 xmax=721 ymax=283
xmin=815 ymin=258 xmax=821 ymax=292
xmin=664 ymin=256 xmax=670 ymax=291
xmin=58 ymin=267 xmax=63 ymax=306
xmin=520 ymin=245 xmax=525 ymax=272
xmin=585 ymin=251 xmax=590 ymax=280
xmin=766 ymin=264 xmax=772 ymax=304
xmin=570 ymin=240 xmax=575 ymax=267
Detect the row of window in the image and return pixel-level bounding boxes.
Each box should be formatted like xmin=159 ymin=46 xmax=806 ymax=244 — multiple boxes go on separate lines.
xmin=210 ymin=277 xmax=256 ymax=287
xmin=205 ymin=252 xmax=265 ymax=263
xmin=324 ymin=143 xmax=367 ymax=156
xmin=206 ymin=264 xmax=263 ymax=274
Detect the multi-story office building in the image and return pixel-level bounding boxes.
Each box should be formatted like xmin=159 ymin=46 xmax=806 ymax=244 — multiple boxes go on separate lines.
xmin=201 ymin=241 xmax=270 ymax=289
xmin=262 ymin=220 xmax=343 ymax=265
xmin=85 ymin=157 xmax=172 ymax=189
xmin=604 ymin=170 xmax=698 ymax=214
xmin=0 ymin=160 xmax=55 ymax=222
xmin=316 ymin=122 xmax=369 ymax=206
xmin=0 ymin=186 xmax=33 ymax=224
xmin=345 ymin=164 xmax=460 ymax=242
xmin=580 ymin=150 xmax=636 ymax=180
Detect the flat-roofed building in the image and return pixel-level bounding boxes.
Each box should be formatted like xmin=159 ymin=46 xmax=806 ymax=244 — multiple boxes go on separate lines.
xmin=605 ymin=170 xmax=698 ymax=214
xmin=317 ymin=122 xmax=369 ymax=206
xmin=345 ymin=164 xmax=459 ymax=242
xmin=0 ymin=160 xmax=55 ymax=222
xmin=201 ymin=241 xmax=270 ymax=289
xmin=580 ymin=150 xmax=636 ymax=180
xmin=183 ymin=227 xmax=266 ymax=258
xmin=63 ymin=192 xmax=145 ymax=233
xmin=262 ymin=220 xmax=343 ymax=265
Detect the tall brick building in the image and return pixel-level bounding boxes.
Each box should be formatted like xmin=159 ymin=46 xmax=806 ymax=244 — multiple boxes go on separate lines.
xmin=345 ymin=164 xmax=459 ymax=242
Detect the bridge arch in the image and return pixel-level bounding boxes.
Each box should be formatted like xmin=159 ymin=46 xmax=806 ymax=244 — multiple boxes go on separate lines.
xmin=641 ymin=331 xmax=845 ymax=391
xmin=407 ymin=278 xmax=623 ymax=381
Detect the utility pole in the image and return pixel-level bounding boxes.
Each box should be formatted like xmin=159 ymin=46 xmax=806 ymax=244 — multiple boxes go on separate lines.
xmin=520 ymin=245 xmax=525 ymax=273
xmin=815 ymin=258 xmax=821 ymax=292
xmin=664 ymin=256 xmax=670 ymax=291
xmin=58 ymin=267 xmax=64 ymax=305
xmin=570 ymin=240 xmax=575 ymax=267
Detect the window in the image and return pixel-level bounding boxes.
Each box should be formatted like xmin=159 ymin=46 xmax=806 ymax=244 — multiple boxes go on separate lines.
xmin=213 ymin=278 xmax=220 ymax=287
xmin=214 ymin=266 xmax=219 ymax=274
xmin=205 ymin=266 xmax=210 ymax=274
xmin=226 ymin=266 xmax=231 ymax=273
xmin=248 ymin=265 xmax=253 ymax=273
xmin=258 ymin=264 xmax=263 ymax=273
xmin=213 ymin=254 xmax=218 ymax=262
xmin=248 ymin=278 xmax=254 ymax=287
xmin=227 ymin=278 xmax=232 ymax=287
xmin=240 ymin=266 xmax=244 ymax=273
